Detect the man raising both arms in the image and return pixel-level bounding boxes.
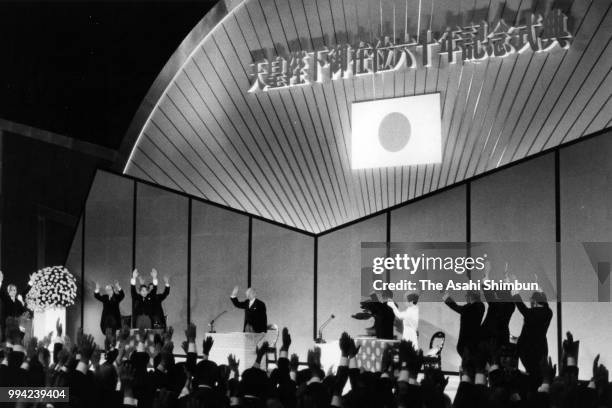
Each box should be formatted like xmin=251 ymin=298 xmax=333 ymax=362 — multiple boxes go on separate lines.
xmin=130 ymin=269 xmax=155 ymax=329
xmin=149 ymin=269 xmax=170 ymax=329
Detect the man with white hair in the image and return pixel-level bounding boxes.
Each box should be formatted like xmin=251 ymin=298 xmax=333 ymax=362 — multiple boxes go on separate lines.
xmin=0 ymin=271 xmax=27 ymax=341
xmin=230 ymin=286 xmax=267 ymax=333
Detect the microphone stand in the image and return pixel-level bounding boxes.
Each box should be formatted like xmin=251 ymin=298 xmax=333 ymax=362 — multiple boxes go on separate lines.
xmin=315 ymin=314 xmax=335 ymax=343
xmin=208 ymin=310 xmax=227 ymax=333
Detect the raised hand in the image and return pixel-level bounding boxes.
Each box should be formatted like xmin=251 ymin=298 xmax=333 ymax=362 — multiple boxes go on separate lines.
xmin=17 ymin=294 xmax=23 ymax=303
xmin=348 ymin=337 xmax=360 ymax=359
xmin=95 ymin=282 xmax=100 ymax=292
xmin=339 ymin=332 xmax=352 ymax=357
xmin=255 ymin=341 xmax=269 ymax=364
xmin=281 ymin=327 xmax=291 ymax=351
xmin=562 ymin=331 xmax=579 ymax=363
xmin=593 ymin=355 xmax=609 ymax=391
xmin=56 ymin=318 xmax=63 ymax=338
xmin=202 ymin=336 xmax=214 ymax=356
xmin=114 ymin=281 xmax=121 ymax=290
xmin=0 ymin=270 xmax=3 ymax=281
xmin=132 ymin=269 xmax=138 ymax=280
xmin=231 ymin=286 xmax=239 ymax=297
xmin=227 ymin=354 xmax=240 ymax=377
xmin=150 ymin=268 xmax=158 ymax=279
xmin=78 ymin=333 xmax=97 ymax=362
xmin=163 ymin=276 xmax=169 ymax=285
xmin=184 ymin=323 xmax=196 ymax=344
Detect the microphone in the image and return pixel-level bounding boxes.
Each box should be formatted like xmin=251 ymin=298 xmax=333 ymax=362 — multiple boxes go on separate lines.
xmin=315 ymin=314 xmax=335 ymax=343
xmin=209 ymin=310 xmax=227 ymax=333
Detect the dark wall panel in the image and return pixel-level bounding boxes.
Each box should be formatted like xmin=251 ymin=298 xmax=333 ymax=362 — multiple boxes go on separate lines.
xmin=135 ymin=183 xmax=189 ymax=335
xmin=471 ymin=154 xmax=558 ymax=367
xmin=190 ymin=201 xmax=249 ymax=346
xmin=561 ymin=133 xmax=612 ymax=375
xmin=318 ymin=215 xmax=386 ymax=347
xmin=251 ymin=220 xmax=314 ymax=358
xmin=83 ymin=172 xmax=133 ymax=345
xmin=65 ymin=218 xmax=82 ymax=341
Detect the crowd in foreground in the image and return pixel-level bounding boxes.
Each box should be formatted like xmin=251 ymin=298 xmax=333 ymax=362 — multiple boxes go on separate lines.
xmin=0 ymin=318 xmax=610 ymax=408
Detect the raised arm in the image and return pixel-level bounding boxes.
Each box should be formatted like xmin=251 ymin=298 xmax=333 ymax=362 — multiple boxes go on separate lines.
xmin=230 ymin=297 xmax=248 ymax=309
xmin=130 ymin=269 xmax=138 ymax=298
xmin=93 ymin=282 xmax=104 ymax=303
xmin=157 ymin=276 xmax=170 ymax=301
xmin=230 ymin=286 xmax=248 ymax=309
xmin=443 ymin=293 xmax=463 ymax=314
xmin=114 ymin=281 xmax=125 ymax=302
xmin=386 ymin=301 xmax=405 ymax=319
xmin=513 ymin=294 xmax=529 ymax=316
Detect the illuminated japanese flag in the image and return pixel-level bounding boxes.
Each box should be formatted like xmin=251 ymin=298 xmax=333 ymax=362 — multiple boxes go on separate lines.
xmin=351 ymin=94 xmax=442 ymax=169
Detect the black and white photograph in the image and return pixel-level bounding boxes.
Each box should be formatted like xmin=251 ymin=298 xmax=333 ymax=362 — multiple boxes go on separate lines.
xmin=0 ymin=0 xmax=611 ymax=406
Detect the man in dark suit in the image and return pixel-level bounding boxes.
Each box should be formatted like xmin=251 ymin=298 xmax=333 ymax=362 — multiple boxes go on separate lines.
xmin=443 ymin=290 xmax=485 ymax=358
xmin=130 ymin=269 xmax=156 ymax=329
xmin=481 ymin=262 xmax=515 ymax=350
xmin=94 ymin=281 xmax=125 ymax=334
xmin=352 ymin=290 xmax=396 ymax=340
xmin=230 ymin=286 xmax=267 ymax=333
xmin=148 ymin=273 xmax=170 ymax=329
xmin=514 ymin=291 xmax=552 ymax=376
xmin=0 ymin=273 xmax=27 ymax=342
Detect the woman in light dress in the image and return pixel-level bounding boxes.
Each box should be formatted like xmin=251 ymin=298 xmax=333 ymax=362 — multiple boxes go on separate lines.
xmin=387 ymin=292 xmax=419 ymax=348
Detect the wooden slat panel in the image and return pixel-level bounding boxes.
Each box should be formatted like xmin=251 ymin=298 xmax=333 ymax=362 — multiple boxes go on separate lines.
xmin=124 ymin=0 xmax=612 ymax=234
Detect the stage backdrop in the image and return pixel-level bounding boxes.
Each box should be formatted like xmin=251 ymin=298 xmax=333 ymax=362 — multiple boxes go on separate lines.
xmin=65 ymin=130 xmax=612 ymax=376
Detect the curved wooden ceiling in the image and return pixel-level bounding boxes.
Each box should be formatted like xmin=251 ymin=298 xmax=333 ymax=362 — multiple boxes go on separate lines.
xmin=122 ymin=0 xmax=612 ymax=234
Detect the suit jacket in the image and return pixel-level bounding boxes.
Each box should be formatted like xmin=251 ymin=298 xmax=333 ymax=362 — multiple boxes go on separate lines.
xmin=1 ymin=293 xmax=26 ymax=321
xmin=361 ymin=300 xmax=396 ymax=340
xmin=445 ymin=298 xmax=485 ymax=356
xmin=131 ymin=284 xmax=156 ymax=322
xmin=150 ymin=285 xmax=170 ymax=327
xmin=94 ymin=289 xmax=125 ymax=332
xmin=230 ymin=297 xmax=267 ymax=333
xmin=481 ymin=289 xmax=515 ymax=346
xmin=514 ymin=295 xmax=552 ymax=355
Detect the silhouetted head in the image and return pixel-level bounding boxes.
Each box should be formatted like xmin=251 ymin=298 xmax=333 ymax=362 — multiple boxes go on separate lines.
xmin=139 ymin=285 xmax=149 ymax=297
xmin=7 ymin=284 xmax=17 ymax=298
xmin=381 ymin=289 xmax=393 ymax=302
xmin=104 ymin=285 xmax=113 ymax=297
xmin=407 ymin=293 xmax=419 ymax=305
xmin=530 ymin=291 xmax=547 ymax=307
xmin=465 ymin=291 xmax=480 ymax=304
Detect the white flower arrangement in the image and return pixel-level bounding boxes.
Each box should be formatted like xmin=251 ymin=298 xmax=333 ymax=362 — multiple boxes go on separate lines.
xmin=26 ymin=266 xmax=77 ymax=312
